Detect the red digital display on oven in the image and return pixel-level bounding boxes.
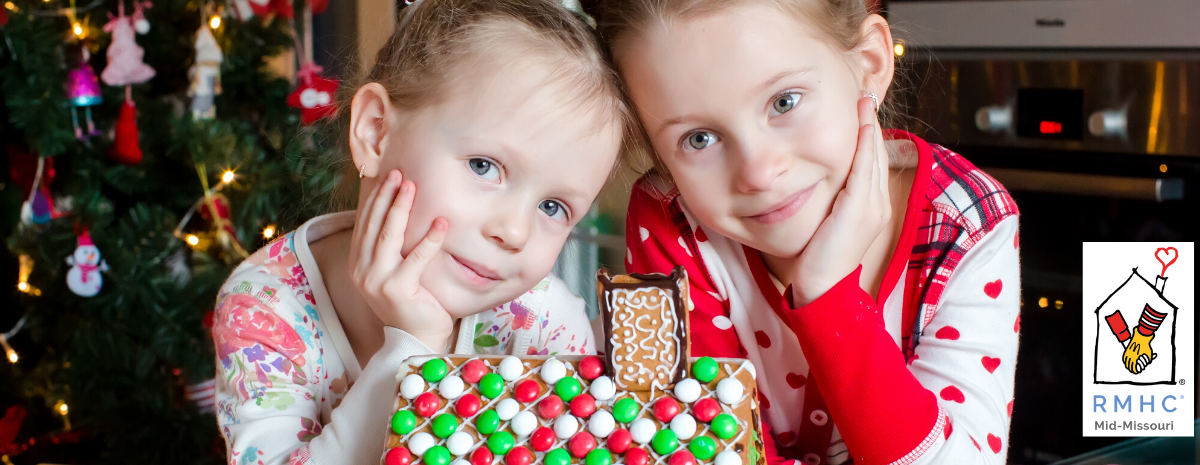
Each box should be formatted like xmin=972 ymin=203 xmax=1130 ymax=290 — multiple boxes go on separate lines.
xmin=1039 ymin=121 xmax=1063 ymax=134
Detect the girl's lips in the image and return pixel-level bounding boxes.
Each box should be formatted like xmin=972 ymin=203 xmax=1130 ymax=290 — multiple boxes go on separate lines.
xmin=746 ymin=185 xmax=816 ymax=225
xmin=449 ymin=254 xmax=500 ymax=287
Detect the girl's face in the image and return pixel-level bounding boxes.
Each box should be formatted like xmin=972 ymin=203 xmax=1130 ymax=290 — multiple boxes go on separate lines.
xmin=619 ymin=4 xmax=872 ymax=259
xmin=376 ymin=60 xmax=621 ymax=318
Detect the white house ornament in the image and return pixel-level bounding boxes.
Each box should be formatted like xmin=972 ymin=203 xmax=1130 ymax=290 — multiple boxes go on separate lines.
xmin=66 ymin=232 xmax=109 ymax=297
xmin=189 ymin=25 xmax=223 ymax=120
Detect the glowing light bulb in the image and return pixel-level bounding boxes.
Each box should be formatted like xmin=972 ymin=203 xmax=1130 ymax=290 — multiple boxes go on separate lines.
xmin=186 ymin=235 xmax=200 ymax=246
xmin=1160 ymin=164 xmax=1168 ymax=173
xmin=4 ymin=2 xmax=16 ymax=11
xmin=221 ymin=170 xmax=235 ymax=183
xmin=893 ymin=42 xmax=905 ymax=58
xmin=210 ymin=16 xmax=221 ymax=29
xmin=17 ymin=282 xmax=28 ymax=292
xmin=1038 ymin=297 xmax=1049 ymax=308
xmin=263 ymin=226 xmax=276 ymax=239
xmin=6 ymin=350 xmax=17 ymax=363
xmin=57 ymin=402 xmax=68 ymax=415
xmin=1054 ymin=300 xmax=1064 ymax=310
xmin=73 ymin=23 xmax=84 ymax=37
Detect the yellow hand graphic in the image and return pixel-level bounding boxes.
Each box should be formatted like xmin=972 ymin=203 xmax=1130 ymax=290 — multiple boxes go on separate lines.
xmin=1123 ymin=331 xmax=1155 ymax=374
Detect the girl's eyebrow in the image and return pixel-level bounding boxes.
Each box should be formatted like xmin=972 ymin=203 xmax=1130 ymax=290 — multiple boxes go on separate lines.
xmin=651 ymin=67 xmax=817 ymax=139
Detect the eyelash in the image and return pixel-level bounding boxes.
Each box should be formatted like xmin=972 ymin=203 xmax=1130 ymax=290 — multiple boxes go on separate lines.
xmin=677 ymin=90 xmax=804 ymax=153
xmin=468 ymin=157 xmax=571 ymax=221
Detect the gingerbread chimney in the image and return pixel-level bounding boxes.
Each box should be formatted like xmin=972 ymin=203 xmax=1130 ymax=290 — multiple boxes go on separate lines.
xmin=597 ymin=266 xmax=690 ymax=391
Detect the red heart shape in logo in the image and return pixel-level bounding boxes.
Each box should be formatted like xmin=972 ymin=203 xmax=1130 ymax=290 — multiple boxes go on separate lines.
xmin=987 ymin=434 xmax=1003 ymax=453
xmin=939 ymin=385 xmax=965 ymax=403
xmin=984 ymin=279 xmax=1003 ymax=299
xmin=981 ymin=356 xmax=1001 ymax=373
xmin=785 ymin=373 xmax=806 ymax=389
xmin=1155 ymin=247 xmax=1178 ymax=277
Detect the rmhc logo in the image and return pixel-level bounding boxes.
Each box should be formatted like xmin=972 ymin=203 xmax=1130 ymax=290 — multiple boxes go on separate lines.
xmin=1082 ymin=243 xmax=1194 ymax=437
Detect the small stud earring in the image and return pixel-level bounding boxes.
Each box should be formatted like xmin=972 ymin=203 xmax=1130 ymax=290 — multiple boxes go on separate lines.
xmin=867 ymin=93 xmax=879 ymax=112
xmin=358 ymin=164 xmax=366 ymax=179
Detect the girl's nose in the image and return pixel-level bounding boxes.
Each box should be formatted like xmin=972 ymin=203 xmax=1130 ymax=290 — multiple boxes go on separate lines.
xmin=732 ymin=137 xmax=789 ymax=194
xmin=483 ymin=204 xmax=532 ymax=253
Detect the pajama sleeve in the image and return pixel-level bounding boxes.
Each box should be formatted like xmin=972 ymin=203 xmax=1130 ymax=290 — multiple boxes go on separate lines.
xmin=779 ymin=215 xmax=1021 ymax=465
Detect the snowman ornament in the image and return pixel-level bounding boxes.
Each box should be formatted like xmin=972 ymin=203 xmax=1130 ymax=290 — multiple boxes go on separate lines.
xmin=66 ymin=232 xmax=109 ymax=297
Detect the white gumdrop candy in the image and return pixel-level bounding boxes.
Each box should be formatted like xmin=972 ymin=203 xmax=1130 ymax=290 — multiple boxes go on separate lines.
xmin=587 ymin=410 xmax=616 ymax=438
xmin=554 ymin=414 xmax=580 ymax=439
xmin=496 ymin=398 xmax=520 ymax=421
xmin=673 ymin=379 xmax=701 ymax=403
xmin=451 ymin=460 xmax=471 ymax=465
xmin=540 ymin=358 xmax=567 ymax=385
xmin=409 ymin=432 xmax=435 ymax=455
xmin=589 ymin=375 xmax=616 ymax=401
xmin=670 ymin=413 xmax=697 ymax=440
xmin=499 ymin=356 xmax=525 ymax=381
xmin=400 ymin=374 xmax=426 ymax=400
xmin=439 ymin=375 xmax=465 ymax=399
xmin=716 ymin=378 xmax=745 ymax=404
xmin=630 ymin=418 xmax=657 ymax=444
xmin=447 ymin=432 xmax=474 ymax=456
xmin=715 ymin=451 xmax=742 ymax=465
xmin=512 ymin=411 xmax=538 ymax=437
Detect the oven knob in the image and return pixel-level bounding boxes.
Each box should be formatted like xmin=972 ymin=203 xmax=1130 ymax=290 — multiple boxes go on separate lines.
xmin=1088 ymin=109 xmax=1127 ymax=138
xmin=975 ymin=106 xmax=1012 ymax=133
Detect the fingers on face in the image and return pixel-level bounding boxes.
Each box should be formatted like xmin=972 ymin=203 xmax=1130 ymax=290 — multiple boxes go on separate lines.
xmin=374 ymin=180 xmax=416 ymax=271
xmin=355 ymin=170 xmax=402 ymax=283
xmin=391 ymin=218 xmax=449 ymax=294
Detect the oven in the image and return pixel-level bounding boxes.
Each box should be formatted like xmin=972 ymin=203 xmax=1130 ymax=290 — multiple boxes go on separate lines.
xmin=889 ymin=1 xmax=1200 ymax=463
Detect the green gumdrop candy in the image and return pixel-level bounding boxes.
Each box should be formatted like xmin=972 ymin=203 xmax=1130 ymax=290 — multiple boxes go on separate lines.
xmin=432 ymin=413 xmax=458 ymax=438
xmin=545 ymin=448 xmax=572 ymax=465
xmin=425 ymin=446 xmax=452 ymax=465
xmin=585 ymin=448 xmax=612 ymax=465
xmin=689 ymin=437 xmax=717 ymax=460
xmin=423 ymin=359 xmax=449 ymax=383
xmin=479 ymin=373 xmax=505 ymax=399
xmin=692 ymin=357 xmax=718 ymax=383
xmin=476 ymin=410 xmax=500 ymax=435
xmin=651 ymin=430 xmax=679 ymax=455
xmin=612 ymin=398 xmax=640 ymax=423
xmin=710 ymin=414 xmax=738 ymax=440
xmin=391 ymin=410 xmax=417 ymax=435
xmin=488 ymin=431 xmax=515 ymax=455
xmin=555 ymin=377 xmax=583 ymax=402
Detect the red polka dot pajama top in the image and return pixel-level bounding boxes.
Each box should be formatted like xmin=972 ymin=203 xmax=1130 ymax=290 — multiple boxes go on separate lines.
xmin=624 ymin=131 xmax=1021 ymax=465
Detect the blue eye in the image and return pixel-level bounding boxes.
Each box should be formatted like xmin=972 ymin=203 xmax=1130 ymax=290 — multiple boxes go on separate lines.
xmin=683 ymin=131 xmax=717 ymax=151
xmin=771 ymin=92 xmax=801 ymax=116
xmin=539 ymin=200 xmax=567 ymax=220
xmin=469 ymin=158 xmax=500 ymax=182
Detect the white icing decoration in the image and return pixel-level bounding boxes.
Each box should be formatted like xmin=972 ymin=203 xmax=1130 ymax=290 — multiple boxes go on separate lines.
xmin=673 ymin=379 xmax=701 ymax=403
xmin=715 ymin=450 xmax=742 ymax=465
xmin=669 ymin=413 xmax=697 ymax=440
xmin=742 ymin=361 xmax=757 ymax=380
xmin=439 ymin=375 xmax=465 ymax=399
xmin=496 ymin=398 xmax=520 ymax=421
xmin=629 ymin=418 xmax=657 ymax=444
xmin=400 ymin=374 xmax=425 ymax=400
xmin=589 ymin=376 xmax=616 ymax=401
xmin=716 ymin=378 xmax=744 ymax=405
xmin=512 ymin=411 xmax=538 ymax=437
xmin=587 ymin=410 xmax=616 ymax=438
xmin=605 ymin=286 xmax=681 ymax=390
xmin=499 ymin=356 xmax=524 ymax=381
xmin=447 ymin=431 xmax=474 ymax=456
xmin=541 ymin=358 xmax=567 ymax=385
xmin=410 ymin=432 xmax=435 ymax=455
xmin=554 ymin=414 xmax=579 ymax=439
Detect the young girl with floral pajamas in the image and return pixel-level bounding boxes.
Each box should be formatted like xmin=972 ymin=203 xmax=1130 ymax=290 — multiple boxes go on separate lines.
xmin=212 ymin=1 xmax=640 ymax=463
xmin=592 ymin=1 xmax=1021 ymax=464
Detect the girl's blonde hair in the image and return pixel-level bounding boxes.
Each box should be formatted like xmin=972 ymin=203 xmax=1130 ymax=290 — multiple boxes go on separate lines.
xmin=586 ymin=0 xmax=906 ymax=179
xmin=334 ymin=0 xmax=643 ymax=209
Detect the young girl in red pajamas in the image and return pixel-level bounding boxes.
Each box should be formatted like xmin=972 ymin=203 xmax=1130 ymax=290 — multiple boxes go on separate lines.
xmin=592 ymin=1 xmax=1021 ymax=464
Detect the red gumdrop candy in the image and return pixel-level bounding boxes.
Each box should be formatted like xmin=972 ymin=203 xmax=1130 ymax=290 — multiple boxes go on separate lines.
xmin=579 ymin=356 xmax=604 ymax=380
xmin=569 ymin=432 xmax=597 ymax=458
xmin=625 ymin=448 xmax=649 ymax=465
xmin=385 ymin=447 xmax=412 ymax=465
xmin=506 ymin=446 xmax=533 ymax=465
xmin=515 ymin=380 xmax=541 ymax=403
xmin=653 ymin=397 xmax=680 ymax=423
xmin=538 ymin=395 xmax=564 ymax=419
xmin=570 ymin=394 xmax=597 ymax=418
xmin=530 ymin=427 xmax=556 ymax=452
xmin=668 ymin=451 xmax=697 ymax=465
xmin=414 ymin=392 xmax=440 ymax=417
xmin=462 ymin=359 xmax=489 ymax=384
xmin=456 ymin=393 xmax=482 ymax=418
xmin=606 ymin=429 xmax=632 ymax=454
xmin=692 ymin=398 xmax=720 ymax=422
xmin=471 ymin=448 xmax=494 ymax=465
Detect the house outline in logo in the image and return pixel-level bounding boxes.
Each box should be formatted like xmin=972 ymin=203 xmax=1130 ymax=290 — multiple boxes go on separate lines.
xmin=1092 ymin=266 xmax=1178 ymax=386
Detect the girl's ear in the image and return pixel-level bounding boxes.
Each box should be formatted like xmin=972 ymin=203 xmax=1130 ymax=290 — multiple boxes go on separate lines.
xmin=349 ymin=83 xmax=394 ymax=179
xmin=856 ymin=14 xmax=895 ymax=104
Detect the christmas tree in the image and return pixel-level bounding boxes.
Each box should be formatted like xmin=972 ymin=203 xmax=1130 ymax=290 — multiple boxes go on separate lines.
xmin=0 ymin=0 xmax=345 ymax=461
